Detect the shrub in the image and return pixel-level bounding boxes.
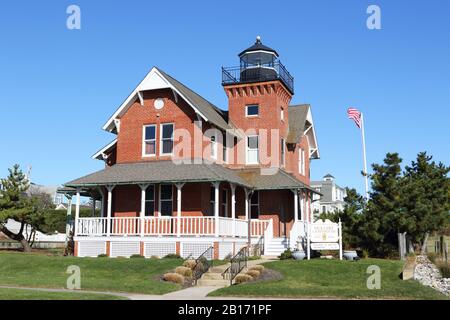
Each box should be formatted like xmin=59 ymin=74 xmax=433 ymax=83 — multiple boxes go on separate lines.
xmin=130 ymin=254 xmax=145 ymax=259
xmin=279 ymin=249 xmax=293 ymax=260
xmin=437 ymin=262 xmax=450 ymax=278
xmin=97 ymin=254 xmax=108 ymax=258
xmin=248 ymin=255 xmax=261 ymax=261
xmin=163 ymin=273 xmax=185 ymax=284
xmin=249 ymin=265 xmax=264 ymax=272
xmin=234 ymin=274 xmax=252 ymax=284
xmin=427 ymin=252 xmax=437 ymax=263
xmin=175 ymin=266 xmax=193 ymax=278
xmin=183 ymin=259 xmax=197 ymax=270
xmin=246 ymin=269 xmax=260 ymax=279
xmin=163 ymin=253 xmax=181 ymax=259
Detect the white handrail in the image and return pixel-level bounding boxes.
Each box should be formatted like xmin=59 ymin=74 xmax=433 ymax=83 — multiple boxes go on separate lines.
xmin=76 ymin=216 xmax=269 ymax=238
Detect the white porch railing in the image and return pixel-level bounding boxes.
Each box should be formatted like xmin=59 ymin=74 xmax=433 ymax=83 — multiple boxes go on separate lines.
xmin=75 ymin=216 xmax=272 ymax=238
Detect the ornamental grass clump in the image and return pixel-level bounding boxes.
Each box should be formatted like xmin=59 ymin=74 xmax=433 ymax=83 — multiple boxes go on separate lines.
xmin=163 ymin=272 xmax=185 ymax=284
xmin=234 ymin=274 xmax=252 ymax=284
xmin=183 ymin=259 xmax=197 ymax=270
xmin=246 ymin=269 xmax=260 ymax=279
xmin=175 ymin=266 xmax=193 ymax=278
xmin=249 ymin=265 xmax=264 ymax=272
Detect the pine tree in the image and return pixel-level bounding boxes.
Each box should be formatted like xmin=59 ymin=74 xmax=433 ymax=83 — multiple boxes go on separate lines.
xmin=400 ymin=152 xmax=449 ymax=248
xmin=359 ymin=153 xmax=403 ymax=257
xmin=0 ymin=164 xmax=53 ymax=252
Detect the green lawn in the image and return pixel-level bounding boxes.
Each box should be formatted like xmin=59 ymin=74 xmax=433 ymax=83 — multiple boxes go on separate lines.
xmin=0 ymin=252 xmax=182 ymax=295
xmin=0 ymin=288 xmax=126 ymax=300
xmin=210 ymin=259 xmax=448 ymax=300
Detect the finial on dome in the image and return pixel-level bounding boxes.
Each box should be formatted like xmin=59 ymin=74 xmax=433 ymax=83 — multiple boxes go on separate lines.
xmin=256 ymin=35 xmax=261 ymax=43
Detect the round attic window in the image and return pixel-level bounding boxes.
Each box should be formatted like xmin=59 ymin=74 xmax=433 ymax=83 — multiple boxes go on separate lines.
xmin=154 ymin=98 xmax=165 ymax=110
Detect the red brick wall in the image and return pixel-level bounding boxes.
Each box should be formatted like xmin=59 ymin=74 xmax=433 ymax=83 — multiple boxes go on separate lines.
xmin=116 ymin=89 xmax=198 ymax=164
xmin=224 ymin=81 xmax=292 ymax=169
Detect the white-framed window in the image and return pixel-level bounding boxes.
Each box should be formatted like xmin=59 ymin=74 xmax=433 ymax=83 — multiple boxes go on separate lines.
xmin=211 ymin=135 xmax=217 ymax=160
xmin=246 ymin=135 xmax=259 ymax=164
xmin=280 ymin=108 xmax=284 ymax=122
xmin=159 ymin=185 xmax=173 ymax=216
xmin=222 ymin=189 xmax=228 ymax=217
xmin=143 ymin=125 xmax=156 ymax=157
xmin=145 ymin=185 xmax=155 ymax=216
xmin=160 ymin=123 xmax=174 ymax=156
xmin=246 ymin=105 xmax=259 ymax=117
xmin=298 ymin=148 xmax=306 ymax=175
xmin=250 ymin=191 xmax=259 ymax=219
xmin=281 ymin=138 xmax=285 ymax=167
xmin=222 ymin=134 xmax=228 ymax=163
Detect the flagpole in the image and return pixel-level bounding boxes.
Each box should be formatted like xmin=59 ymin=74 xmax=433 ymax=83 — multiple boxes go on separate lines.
xmin=360 ymin=113 xmax=369 ymax=201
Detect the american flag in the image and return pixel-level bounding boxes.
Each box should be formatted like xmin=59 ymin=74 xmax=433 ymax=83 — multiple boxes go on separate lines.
xmin=347 ymin=108 xmax=362 ymax=128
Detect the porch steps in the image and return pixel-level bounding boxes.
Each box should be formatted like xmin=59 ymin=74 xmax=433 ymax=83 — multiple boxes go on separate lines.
xmin=196 ymin=264 xmax=231 ymax=287
xmin=264 ymin=237 xmax=289 ymax=257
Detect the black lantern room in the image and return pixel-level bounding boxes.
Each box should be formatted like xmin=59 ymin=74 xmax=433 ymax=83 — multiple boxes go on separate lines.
xmin=222 ymin=36 xmax=294 ymax=94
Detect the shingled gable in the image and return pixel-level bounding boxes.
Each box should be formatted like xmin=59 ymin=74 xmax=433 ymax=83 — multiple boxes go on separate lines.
xmin=287 ymin=104 xmax=320 ymax=159
xmin=102 ymin=67 xmax=235 ymax=134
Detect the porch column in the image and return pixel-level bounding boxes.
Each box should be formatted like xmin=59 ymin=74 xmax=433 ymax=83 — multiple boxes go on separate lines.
xmin=106 ymin=185 xmax=115 ymax=237
xmin=175 ymin=183 xmax=185 ymax=237
xmin=292 ymin=189 xmax=299 ymax=222
xmin=91 ymin=197 xmax=96 ymax=217
xmin=230 ymin=183 xmax=236 ymax=237
xmin=75 ymin=188 xmax=81 ymax=236
xmin=97 ymin=187 xmax=105 ymax=217
xmin=244 ymin=188 xmax=253 ymax=247
xmin=65 ymin=194 xmax=73 ymax=245
xmin=300 ymin=191 xmax=305 ymax=221
xmin=212 ymin=182 xmax=220 ymax=237
xmin=139 ymin=184 xmax=149 ymax=237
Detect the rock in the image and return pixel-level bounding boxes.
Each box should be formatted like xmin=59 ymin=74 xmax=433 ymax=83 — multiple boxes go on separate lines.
xmin=413 ymin=255 xmax=450 ymax=296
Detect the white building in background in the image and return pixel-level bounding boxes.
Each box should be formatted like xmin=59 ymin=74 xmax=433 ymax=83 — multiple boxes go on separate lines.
xmin=311 ymin=174 xmax=347 ymax=217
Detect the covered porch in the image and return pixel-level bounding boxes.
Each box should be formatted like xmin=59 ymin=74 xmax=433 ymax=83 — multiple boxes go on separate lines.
xmin=59 ymin=162 xmax=318 ymax=244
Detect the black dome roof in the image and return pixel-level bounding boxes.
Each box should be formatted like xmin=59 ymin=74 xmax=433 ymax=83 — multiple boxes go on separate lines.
xmin=238 ymin=37 xmax=279 ymax=57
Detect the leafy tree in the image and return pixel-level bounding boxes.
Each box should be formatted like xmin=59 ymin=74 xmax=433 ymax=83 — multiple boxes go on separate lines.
xmin=0 ymin=164 xmax=54 ymax=251
xmin=319 ymin=188 xmax=365 ymax=249
xmin=359 ymin=153 xmax=403 ymax=257
xmin=400 ymin=152 xmax=449 ymax=248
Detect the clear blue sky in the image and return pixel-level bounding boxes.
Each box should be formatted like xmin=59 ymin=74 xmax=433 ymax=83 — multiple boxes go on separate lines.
xmin=0 ymin=0 xmax=449 ymax=195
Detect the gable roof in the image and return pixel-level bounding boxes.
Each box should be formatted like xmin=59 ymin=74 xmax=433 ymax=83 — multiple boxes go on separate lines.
xmin=102 ymin=67 xmax=234 ymax=134
xmin=156 ymin=68 xmax=233 ymax=132
xmin=287 ymin=104 xmax=309 ymax=144
xmin=287 ymin=104 xmax=320 ymax=159
xmin=92 ymin=139 xmax=117 ymax=160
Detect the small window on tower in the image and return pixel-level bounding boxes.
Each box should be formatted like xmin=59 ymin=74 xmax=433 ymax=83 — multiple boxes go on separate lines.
xmin=281 ymin=108 xmax=284 ymax=121
xmin=246 ymin=105 xmax=259 ymax=117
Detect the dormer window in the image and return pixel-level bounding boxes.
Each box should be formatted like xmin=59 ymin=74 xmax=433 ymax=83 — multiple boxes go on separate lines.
xmin=246 ymin=105 xmax=259 ymax=117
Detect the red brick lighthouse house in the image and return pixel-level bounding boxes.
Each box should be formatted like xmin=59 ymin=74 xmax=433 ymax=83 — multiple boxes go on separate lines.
xmin=60 ymin=37 xmax=320 ymax=259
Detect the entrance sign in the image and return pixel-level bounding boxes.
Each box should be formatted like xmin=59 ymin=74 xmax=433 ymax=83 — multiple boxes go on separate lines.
xmin=306 ymin=219 xmax=343 ymax=260
xmin=311 ymin=243 xmax=339 ymax=250
xmin=310 ymin=220 xmax=339 ymax=243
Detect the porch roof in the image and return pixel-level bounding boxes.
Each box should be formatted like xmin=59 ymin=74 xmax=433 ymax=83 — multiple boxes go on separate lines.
xmin=238 ymin=168 xmax=321 ymax=194
xmin=63 ymin=161 xmax=249 ymax=188
xmin=62 ymin=161 xmax=320 ymax=195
